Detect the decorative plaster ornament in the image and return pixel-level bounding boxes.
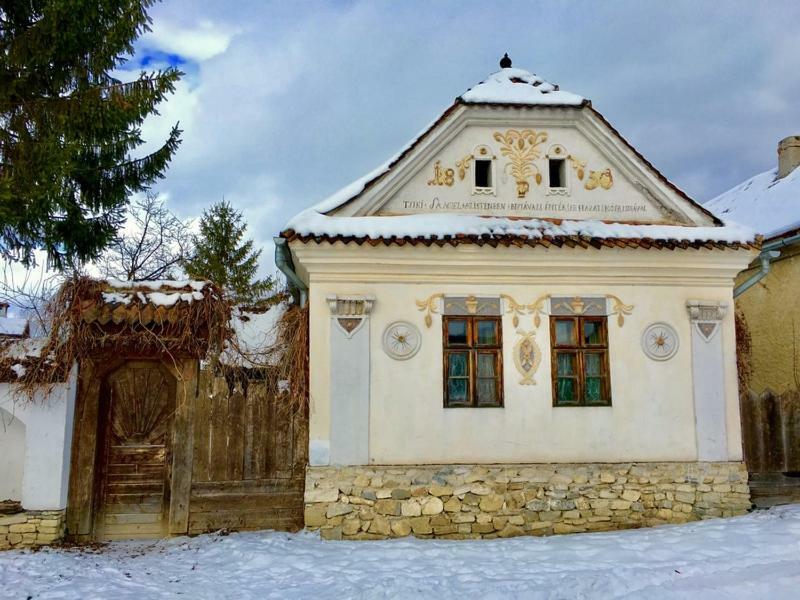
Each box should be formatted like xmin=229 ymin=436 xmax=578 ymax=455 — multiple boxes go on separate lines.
xmin=607 ymin=295 xmax=634 ymax=327
xmin=514 ymin=330 xmax=542 ymax=384
xmin=567 ymin=154 xmax=587 ymax=181
xmin=500 ymin=293 xmax=550 ymax=328
xmin=493 ymin=129 xmax=548 ymax=198
xmin=427 ymin=160 xmax=454 ymax=187
xmin=382 ymin=321 xmax=422 ymax=360
xmin=641 ymin=322 xmax=679 ymax=361
xmin=326 ymin=294 xmax=375 ymax=339
xmin=585 ymin=168 xmax=614 ymax=190
xmin=686 ymin=301 xmax=727 ymax=343
xmin=416 ymin=293 xmax=443 ymax=328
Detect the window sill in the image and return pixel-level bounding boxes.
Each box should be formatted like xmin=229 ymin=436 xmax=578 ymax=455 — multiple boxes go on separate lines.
xmin=553 ymin=403 xmax=613 ymax=408
xmin=472 ymin=186 xmax=496 ymax=196
xmin=444 ymin=404 xmax=505 ymax=409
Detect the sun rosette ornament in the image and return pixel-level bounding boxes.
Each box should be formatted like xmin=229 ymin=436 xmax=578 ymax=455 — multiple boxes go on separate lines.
xmin=641 ymin=322 xmax=679 ymax=361
xmin=382 ymin=321 xmax=422 ymax=360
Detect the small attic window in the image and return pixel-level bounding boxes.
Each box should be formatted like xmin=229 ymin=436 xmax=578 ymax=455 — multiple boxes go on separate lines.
xmin=475 ymin=159 xmax=493 ymax=189
xmin=549 ymin=159 xmax=566 ymax=188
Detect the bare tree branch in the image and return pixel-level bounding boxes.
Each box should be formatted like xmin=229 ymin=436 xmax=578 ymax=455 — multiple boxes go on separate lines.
xmin=99 ymin=191 xmax=193 ymax=281
xmin=0 ymin=259 xmax=67 ymax=334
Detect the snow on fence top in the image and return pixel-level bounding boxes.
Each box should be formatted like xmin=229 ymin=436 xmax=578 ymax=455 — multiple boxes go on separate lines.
xmin=706 ymin=166 xmax=800 ymax=240
xmin=0 ymin=338 xmax=47 ymax=382
xmin=459 ymin=67 xmax=585 ymax=107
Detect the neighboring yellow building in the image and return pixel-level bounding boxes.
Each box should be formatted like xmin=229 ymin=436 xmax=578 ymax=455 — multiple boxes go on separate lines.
xmin=708 ymin=135 xmax=800 ymax=395
xmin=277 ymin=56 xmax=758 ymax=539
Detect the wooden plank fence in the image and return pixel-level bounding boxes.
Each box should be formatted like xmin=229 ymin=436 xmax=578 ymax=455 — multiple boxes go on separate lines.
xmin=740 ymin=389 xmax=800 ymax=474
xmin=189 ymin=371 xmax=307 ymax=534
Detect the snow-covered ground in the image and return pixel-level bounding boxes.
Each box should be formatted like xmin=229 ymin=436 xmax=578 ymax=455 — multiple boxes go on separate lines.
xmin=2 ymin=506 xmax=800 ymax=600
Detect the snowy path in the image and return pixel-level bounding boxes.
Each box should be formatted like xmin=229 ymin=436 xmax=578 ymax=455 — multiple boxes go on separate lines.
xmin=2 ymin=505 xmax=800 ymax=600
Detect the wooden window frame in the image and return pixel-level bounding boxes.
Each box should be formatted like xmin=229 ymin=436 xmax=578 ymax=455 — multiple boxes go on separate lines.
xmin=550 ymin=315 xmax=611 ymax=407
xmin=442 ymin=315 xmax=503 ymax=408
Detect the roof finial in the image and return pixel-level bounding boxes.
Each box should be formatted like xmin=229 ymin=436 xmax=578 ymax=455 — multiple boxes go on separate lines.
xmin=499 ymin=53 xmax=512 ymax=69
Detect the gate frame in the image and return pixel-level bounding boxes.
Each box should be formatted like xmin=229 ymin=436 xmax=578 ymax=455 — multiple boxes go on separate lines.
xmin=66 ymin=355 xmax=198 ymax=541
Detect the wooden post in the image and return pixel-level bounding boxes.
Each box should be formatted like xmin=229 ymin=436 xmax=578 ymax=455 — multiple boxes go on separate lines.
xmin=66 ymin=360 xmax=103 ymax=539
xmin=168 ymin=358 xmax=197 ymax=534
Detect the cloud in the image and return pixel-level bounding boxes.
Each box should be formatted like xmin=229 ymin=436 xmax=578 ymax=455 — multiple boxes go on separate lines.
xmin=141 ymin=19 xmax=238 ymax=62
xmin=128 ymin=0 xmax=800 ymax=280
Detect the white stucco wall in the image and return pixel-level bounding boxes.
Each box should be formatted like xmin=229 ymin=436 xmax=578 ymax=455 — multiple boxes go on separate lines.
xmin=0 ymin=365 xmax=77 ymax=510
xmin=0 ymin=407 xmax=25 ymax=500
xmin=296 ymin=243 xmax=752 ymax=465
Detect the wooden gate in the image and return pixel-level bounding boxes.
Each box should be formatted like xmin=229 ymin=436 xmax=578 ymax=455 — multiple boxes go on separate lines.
xmin=94 ymin=361 xmax=176 ymax=540
xmin=67 ymin=358 xmax=307 ymax=541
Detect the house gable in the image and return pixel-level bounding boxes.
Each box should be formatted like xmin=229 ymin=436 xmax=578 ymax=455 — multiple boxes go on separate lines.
xmin=329 ymin=104 xmax=715 ymax=227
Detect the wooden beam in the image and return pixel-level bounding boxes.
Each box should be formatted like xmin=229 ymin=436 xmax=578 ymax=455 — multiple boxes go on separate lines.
xmin=168 ymin=358 xmax=197 ymax=534
xmin=66 ymin=360 xmax=101 ymax=538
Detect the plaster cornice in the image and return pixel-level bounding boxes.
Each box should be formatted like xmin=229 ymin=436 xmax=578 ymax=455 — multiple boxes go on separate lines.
xmin=290 ymin=242 xmax=755 ymax=288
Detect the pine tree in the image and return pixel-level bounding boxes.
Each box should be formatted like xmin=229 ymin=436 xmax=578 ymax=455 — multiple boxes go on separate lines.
xmin=184 ymin=201 xmax=273 ymax=305
xmin=0 ymin=1 xmax=182 ymax=270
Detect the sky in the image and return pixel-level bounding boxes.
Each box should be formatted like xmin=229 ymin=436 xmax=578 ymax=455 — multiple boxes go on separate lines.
xmin=20 ymin=1 xmax=800 ymax=288
xmin=126 ymin=0 xmax=800 ymax=278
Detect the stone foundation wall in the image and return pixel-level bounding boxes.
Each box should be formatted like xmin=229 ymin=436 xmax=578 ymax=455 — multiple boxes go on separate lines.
xmin=305 ymin=462 xmax=750 ymax=540
xmin=0 ymin=510 xmax=66 ymax=550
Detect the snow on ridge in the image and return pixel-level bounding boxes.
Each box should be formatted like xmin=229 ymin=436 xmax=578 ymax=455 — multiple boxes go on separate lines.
xmin=106 ymin=278 xmax=209 ymax=292
xmin=706 ymin=166 xmax=800 ymax=239
xmin=460 ymin=67 xmax=585 ymax=106
xmin=101 ymin=279 xmax=211 ymax=307
xmin=287 ymin=211 xmax=756 ymax=244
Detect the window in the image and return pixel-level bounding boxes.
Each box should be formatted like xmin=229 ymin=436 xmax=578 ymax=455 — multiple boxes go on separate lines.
xmin=550 ymin=316 xmax=611 ymax=406
xmin=474 ymin=159 xmax=493 ymax=189
xmin=443 ymin=315 xmax=502 ymax=407
xmin=548 ymin=158 xmax=566 ymax=188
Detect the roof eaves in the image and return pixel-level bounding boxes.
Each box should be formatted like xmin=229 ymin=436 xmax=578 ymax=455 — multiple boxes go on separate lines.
xmin=283 ymin=231 xmax=760 ymax=252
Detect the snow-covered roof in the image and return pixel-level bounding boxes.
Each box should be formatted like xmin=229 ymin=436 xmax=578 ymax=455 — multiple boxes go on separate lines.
xmin=286 ymin=213 xmax=755 ymax=247
xmin=460 ymin=67 xmax=585 ymax=107
xmin=0 ymin=317 xmax=28 ymax=338
xmin=101 ymin=279 xmax=211 ymax=308
xmin=706 ymin=166 xmax=800 ymax=240
xmin=283 ymin=60 xmax=753 ymax=250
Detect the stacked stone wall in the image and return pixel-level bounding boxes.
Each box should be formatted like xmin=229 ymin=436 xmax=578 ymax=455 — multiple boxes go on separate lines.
xmin=304 ymin=462 xmax=750 ymax=540
xmin=0 ymin=510 xmax=66 ymax=550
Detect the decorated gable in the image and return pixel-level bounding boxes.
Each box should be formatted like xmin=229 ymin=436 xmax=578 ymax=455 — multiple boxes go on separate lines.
xmin=285 ymin=60 xmax=753 ymax=247
xmin=373 ymin=118 xmax=683 ymax=224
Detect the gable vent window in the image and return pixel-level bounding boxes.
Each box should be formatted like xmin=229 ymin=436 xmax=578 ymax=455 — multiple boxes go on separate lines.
xmin=549 ymin=158 xmax=566 ymax=188
xmin=474 ymin=159 xmax=493 ymax=190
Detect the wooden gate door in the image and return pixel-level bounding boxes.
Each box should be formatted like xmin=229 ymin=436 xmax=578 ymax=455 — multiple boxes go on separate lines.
xmin=94 ymin=361 xmax=177 ymax=540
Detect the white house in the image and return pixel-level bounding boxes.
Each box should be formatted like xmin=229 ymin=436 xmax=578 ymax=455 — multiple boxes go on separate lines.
xmin=278 ymin=56 xmax=757 ymax=539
